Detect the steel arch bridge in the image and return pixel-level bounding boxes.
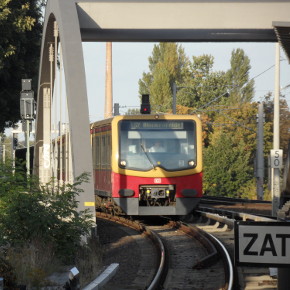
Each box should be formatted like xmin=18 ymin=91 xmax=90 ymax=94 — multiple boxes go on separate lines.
xmin=34 ymin=0 xmax=290 ymax=215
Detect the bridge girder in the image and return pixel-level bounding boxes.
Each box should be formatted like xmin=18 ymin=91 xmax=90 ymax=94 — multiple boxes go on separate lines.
xmin=35 ymin=0 xmax=94 ymax=213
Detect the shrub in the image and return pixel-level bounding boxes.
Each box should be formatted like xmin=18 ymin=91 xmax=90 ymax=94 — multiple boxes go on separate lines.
xmin=0 ymin=163 xmax=95 ymax=286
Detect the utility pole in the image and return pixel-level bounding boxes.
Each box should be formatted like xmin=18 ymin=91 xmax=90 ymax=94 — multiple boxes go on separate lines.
xmin=104 ymin=42 xmax=113 ymax=118
xmin=20 ymin=79 xmax=35 ymax=177
xmin=172 ymin=82 xmax=177 ymax=114
xmin=256 ymin=102 xmax=264 ymax=200
xmin=269 ymin=42 xmax=290 ymax=290
xmin=2 ymin=145 xmax=5 ymax=163
xmin=271 ymin=43 xmax=281 ymax=217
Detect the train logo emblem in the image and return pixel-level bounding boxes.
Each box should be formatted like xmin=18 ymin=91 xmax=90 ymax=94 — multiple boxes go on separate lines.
xmin=154 ymin=178 xmax=162 ymax=184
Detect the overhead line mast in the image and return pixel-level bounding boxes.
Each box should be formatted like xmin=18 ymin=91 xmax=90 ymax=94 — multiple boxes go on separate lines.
xmin=104 ymin=42 xmax=113 ymax=119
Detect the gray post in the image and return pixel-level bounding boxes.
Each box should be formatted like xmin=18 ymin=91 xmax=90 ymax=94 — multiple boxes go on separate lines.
xmin=12 ymin=133 xmax=16 ymax=175
xmin=274 ymin=42 xmax=290 ymax=290
xmin=2 ymin=145 xmax=5 ymax=163
xmin=26 ymin=119 xmax=30 ymax=177
xmin=256 ymin=102 xmax=264 ymax=200
xmin=272 ymin=43 xmax=280 ymax=217
xmin=172 ymin=82 xmax=176 ymax=114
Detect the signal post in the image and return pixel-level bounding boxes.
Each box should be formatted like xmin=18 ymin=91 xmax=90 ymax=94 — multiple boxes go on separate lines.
xmin=20 ymin=79 xmax=36 ymax=177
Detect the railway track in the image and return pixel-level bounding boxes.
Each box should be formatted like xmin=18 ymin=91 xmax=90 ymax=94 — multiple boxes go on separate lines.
xmin=194 ymin=206 xmax=278 ymax=289
xmin=96 ymin=212 xmax=233 ymax=289
xmin=95 ymin=198 xmax=279 ymax=290
xmin=201 ymin=196 xmax=272 ymax=206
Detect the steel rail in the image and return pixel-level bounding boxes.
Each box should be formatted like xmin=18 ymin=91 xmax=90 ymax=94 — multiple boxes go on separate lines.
xmin=197 ymin=206 xmax=276 ymax=222
xmin=146 ymin=228 xmax=166 ymax=290
xmin=169 ymin=221 xmax=232 ymax=289
xmin=96 ymin=212 xmax=166 ymax=290
xmin=206 ymin=231 xmax=234 ymax=290
xmin=201 ymin=196 xmax=271 ymax=205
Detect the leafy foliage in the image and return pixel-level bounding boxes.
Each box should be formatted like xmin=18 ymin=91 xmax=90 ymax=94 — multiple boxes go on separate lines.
xmin=203 ymin=131 xmax=253 ymax=197
xmin=0 ymin=0 xmax=43 ymax=132
xmin=264 ymin=93 xmax=290 ymax=158
xmin=225 ymin=48 xmax=254 ymax=104
xmin=139 ymin=43 xmax=189 ymax=112
xmin=177 ymin=55 xmax=228 ymax=111
xmin=0 ymin=164 xmax=94 ymax=263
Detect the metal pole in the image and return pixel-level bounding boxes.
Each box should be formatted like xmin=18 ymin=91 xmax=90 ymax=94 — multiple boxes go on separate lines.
xmin=49 ymin=43 xmax=54 ymax=179
xmin=26 ymin=119 xmax=30 ymax=177
xmin=54 ymin=21 xmax=59 ymax=182
xmin=12 ymin=133 xmax=15 ymax=175
xmin=105 ymin=42 xmax=113 ymax=118
xmin=273 ymin=42 xmax=290 ymax=290
xmin=59 ymin=44 xmax=63 ymax=182
xmin=172 ymin=82 xmax=176 ymax=114
xmin=256 ymin=102 xmax=264 ymax=200
xmin=2 ymin=145 xmax=5 ymax=163
xmin=272 ymin=43 xmax=280 ymax=217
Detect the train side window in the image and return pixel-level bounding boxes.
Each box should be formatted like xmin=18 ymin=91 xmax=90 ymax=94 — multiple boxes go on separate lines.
xmin=108 ymin=135 xmax=111 ymax=168
xmin=106 ymin=134 xmax=111 ymax=168
xmin=101 ymin=135 xmax=106 ymax=168
xmin=92 ymin=136 xmax=96 ymax=168
xmin=96 ymin=136 xmax=100 ymax=167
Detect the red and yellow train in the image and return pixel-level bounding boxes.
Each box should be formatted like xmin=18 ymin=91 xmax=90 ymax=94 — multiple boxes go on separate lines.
xmin=91 ymin=114 xmax=202 ymax=216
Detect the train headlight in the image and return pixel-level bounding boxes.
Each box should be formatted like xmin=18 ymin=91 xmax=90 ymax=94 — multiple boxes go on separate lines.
xmin=188 ymin=160 xmax=195 ymax=167
xmin=120 ymin=160 xmax=127 ymax=167
xmin=146 ymin=189 xmax=151 ymax=194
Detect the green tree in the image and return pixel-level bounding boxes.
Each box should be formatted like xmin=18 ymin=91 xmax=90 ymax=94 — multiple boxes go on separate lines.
xmin=203 ymin=131 xmax=253 ymax=197
xmin=177 ymin=54 xmax=228 ymax=111
xmin=211 ymin=103 xmax=257 ymax=157
xmin=0 ymin=0 xmax=43 ymax=132
xmin=226 ymin=48 xmax=254 ymax=105
xmin=264 ymin=93 xmax=290 ymax=159
xmin=203 ymin=102 xmax=266 ymax=197
xmin=139 ymin=43 xmax=189 ymax=112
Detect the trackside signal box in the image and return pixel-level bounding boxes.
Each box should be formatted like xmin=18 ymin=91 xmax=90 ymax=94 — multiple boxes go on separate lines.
xmin=140 ymin=94 xmax=151 ymax=114
xmin=20 ymin=79 xmax=35 ymax=120
xmin=235 ymin=221 xmax=290 ymax=267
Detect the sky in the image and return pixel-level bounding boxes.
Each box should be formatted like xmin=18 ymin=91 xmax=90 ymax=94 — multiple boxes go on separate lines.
xmin=82 ymin=42 xmax=290 ymax=123
xmin=8 ymin=41 xmax=290 ymax=140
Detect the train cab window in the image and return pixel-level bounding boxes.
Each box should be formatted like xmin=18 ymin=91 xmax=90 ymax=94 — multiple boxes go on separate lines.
xmin=119 ymin=119 xmax=197 ymax=171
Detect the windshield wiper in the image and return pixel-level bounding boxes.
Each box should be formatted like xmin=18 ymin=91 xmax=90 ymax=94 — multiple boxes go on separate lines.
xmin=140 ymin=143 xmax=156 ymax=169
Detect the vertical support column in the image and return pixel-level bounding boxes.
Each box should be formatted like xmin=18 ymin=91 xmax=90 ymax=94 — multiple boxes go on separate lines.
xmin=39 ymin=87 xmax=51 ymax=184
xmin=26 ymin=119 xmax=30 ymax=177
xmin=172 ymin=82 xmax=177 ymax=114
xmin=256 ymin=102 xmax=264 ymax=200
xmin=59 ymin=44 xmax=63 ymax=183
xmin=53 ymin=21 xmax=59 ymax=182
xmin=104 ymin=42 xmax=113 ymax=119
xmin=272 ymin=43 xmax=281 ymax=217
xmin=49 ymin=43 xmax=55 ymax=180
xmin=2 ymin=145 xmax=5 ymax=163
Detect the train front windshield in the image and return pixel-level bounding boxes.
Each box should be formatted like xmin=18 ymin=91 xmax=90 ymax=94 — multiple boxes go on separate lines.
xmin=119 ymin=119 xmax=197 ymax=171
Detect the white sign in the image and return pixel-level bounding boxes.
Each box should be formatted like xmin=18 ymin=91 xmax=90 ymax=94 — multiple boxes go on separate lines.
xmin=270 ymin=149 xmax=283 ymax=168
xmin=235 ymin=221 xmax=290 ymax=266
